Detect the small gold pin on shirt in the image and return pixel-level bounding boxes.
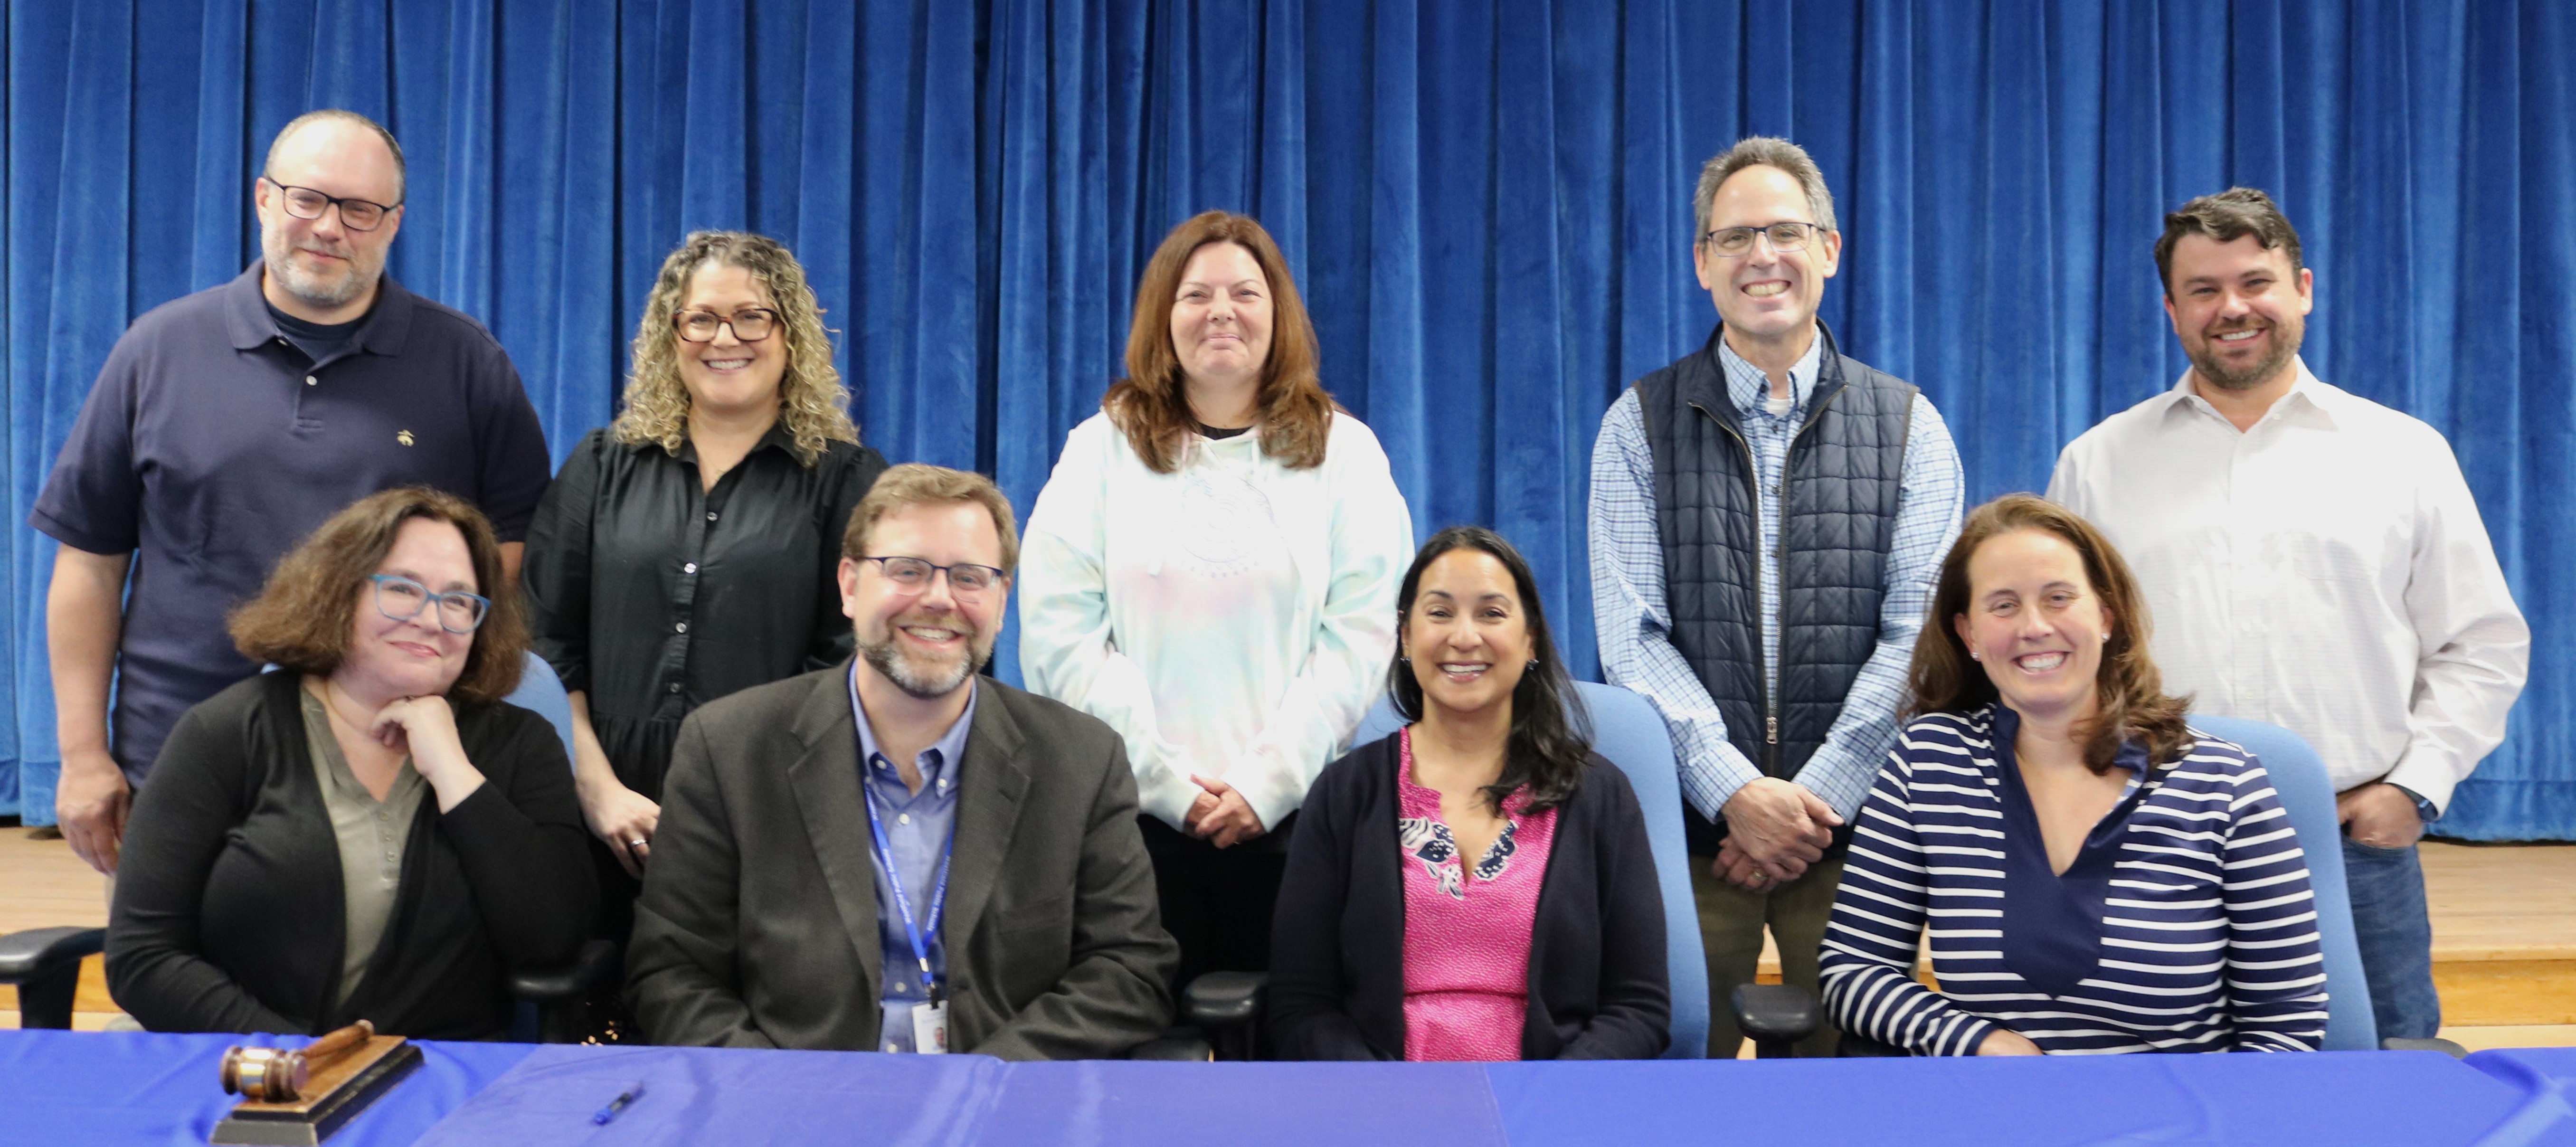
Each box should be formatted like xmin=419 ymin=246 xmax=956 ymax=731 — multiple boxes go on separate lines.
xmin=396 ymin=430 xmax=416 ymax=446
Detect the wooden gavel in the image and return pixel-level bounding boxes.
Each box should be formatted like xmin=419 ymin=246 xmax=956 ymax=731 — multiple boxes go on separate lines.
xmin=220 ymin=1021 xmax=374 ymax=1103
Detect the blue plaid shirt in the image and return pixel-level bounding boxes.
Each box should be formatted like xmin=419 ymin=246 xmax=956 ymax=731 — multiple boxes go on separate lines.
xmin=1589 ymin=328 xmax=1964 ymax=823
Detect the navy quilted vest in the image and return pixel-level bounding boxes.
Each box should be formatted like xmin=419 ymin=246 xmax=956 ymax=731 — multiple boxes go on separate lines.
xmin=1634 ymin=323 xmax=1914 ymax=853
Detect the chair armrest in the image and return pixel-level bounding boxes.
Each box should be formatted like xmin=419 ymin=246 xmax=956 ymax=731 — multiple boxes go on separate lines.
xmin=2382 ymin=1036 xmax=2469 ymax=1058
xmin=1732 ymin=983 xmax=1822 ymax=1057
xmin=0 ymin=927 xmax=105 ymax=985
xmin=508 ymin=939 xmax=619 ymax=1004
xmin=1836 ymin=1030 xmax=1912 ymax=1057
xmin=1183 ymin=970 xmax=1267 ymax=1031
xmin=1127 ymin=1031 xmax=1213 ymax=1061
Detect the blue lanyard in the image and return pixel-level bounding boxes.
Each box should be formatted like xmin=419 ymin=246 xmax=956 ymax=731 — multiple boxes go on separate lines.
xmin=861 ymin=770 xmax=955 ymax=1003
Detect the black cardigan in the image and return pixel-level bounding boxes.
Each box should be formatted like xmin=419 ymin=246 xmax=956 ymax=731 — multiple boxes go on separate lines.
xmin=1268 ymin=732 xmax=1670 ymax=1060
xmin=105 ymin=671 xmax=596 ymax=1039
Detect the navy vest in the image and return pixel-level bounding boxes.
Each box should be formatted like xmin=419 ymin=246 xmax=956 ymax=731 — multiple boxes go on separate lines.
xmin=1634 ymin=323 xmax=1914 ymax=854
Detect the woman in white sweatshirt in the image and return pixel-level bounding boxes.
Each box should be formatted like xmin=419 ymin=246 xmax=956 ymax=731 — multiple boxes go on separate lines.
xmin=1020 ymin=210 xmax=1414 ymax=989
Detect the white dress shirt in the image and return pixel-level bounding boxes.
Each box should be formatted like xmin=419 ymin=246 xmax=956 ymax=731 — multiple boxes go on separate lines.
xmin=1019 ymin=411 xmax=1414 ymax=831
xmin=2047 ymin=360 xmax=2529 ymax=811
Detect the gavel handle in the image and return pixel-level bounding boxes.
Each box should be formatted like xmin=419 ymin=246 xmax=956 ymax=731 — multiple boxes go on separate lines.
xmin=300 ymin=1020 xmax=375 ymax=1067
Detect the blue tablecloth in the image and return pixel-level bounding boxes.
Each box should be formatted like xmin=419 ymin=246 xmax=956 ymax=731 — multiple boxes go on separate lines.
xmin=2463 ymin=1048 xmax=2576 ymax=1146
xmin=408 ymin=1043 xmax=2549 ymax=1147
xmin=12 ymin=1031 xmax=2570 ymax=1147
xmin=0 ymin=1030 xmax=531 ymax=1147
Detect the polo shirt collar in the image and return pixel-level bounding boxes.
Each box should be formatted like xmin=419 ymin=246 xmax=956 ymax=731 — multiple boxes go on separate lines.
xmin=224 ymin=259 xmax=416 ymax=356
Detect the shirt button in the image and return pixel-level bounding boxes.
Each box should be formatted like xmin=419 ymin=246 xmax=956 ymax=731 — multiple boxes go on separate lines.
xmin=675 ymin=622 xmax=689 ymax=634
xmin=304 ymin=376 xmax=318 ymax=386
xmin=886 ymin=1043 xmax=899 ymax=1052
xmin=683 ymin=562 xmax=698 ymax=574
xmin=667 ymin=682 xmax=682 ymax=693
xmin=899 ymin=813 xmax=911 ymax=825
xmin=706 ymin=512 xmax=719 ymax=522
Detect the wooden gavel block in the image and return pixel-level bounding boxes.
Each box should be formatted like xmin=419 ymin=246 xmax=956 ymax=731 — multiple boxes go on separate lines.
xmin=212 ymin=1021 xmax=423 ymax=1147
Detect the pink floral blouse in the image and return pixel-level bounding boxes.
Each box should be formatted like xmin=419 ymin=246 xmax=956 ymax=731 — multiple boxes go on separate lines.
xmin=1396 ymin=726 xmax=1559 ymax=1062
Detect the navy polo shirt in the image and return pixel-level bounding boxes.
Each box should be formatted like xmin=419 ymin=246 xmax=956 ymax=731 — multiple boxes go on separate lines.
xmin=30 ymin=262 xmax=553 ymax=783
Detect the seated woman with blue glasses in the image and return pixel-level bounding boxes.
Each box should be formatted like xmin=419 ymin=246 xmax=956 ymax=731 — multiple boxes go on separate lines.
xmin=1268 ymin=527 xmax=1668 ymax=1061
xmin=1819 ymin=494 xmax=2325 ymax=1055
xmin=107 ymin=488 xmax=594 ymax=1038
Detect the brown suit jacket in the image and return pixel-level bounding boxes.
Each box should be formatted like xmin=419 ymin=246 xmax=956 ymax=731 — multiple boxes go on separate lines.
xmin=626 ymin=662 xmax=1178 ymax=1058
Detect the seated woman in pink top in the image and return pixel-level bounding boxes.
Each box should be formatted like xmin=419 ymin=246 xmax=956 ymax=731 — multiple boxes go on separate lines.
xmin=1269 ymin=526 xmax=1670 ymax=1061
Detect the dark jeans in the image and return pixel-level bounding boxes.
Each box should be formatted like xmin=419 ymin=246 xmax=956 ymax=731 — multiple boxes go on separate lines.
xmin=1138 ymin=812 xmax=1295 ymax=993
xmin=2342 ymin=835 xmax=2442 ymax=1040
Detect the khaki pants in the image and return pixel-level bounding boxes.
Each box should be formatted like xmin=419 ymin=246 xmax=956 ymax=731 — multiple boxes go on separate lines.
xmin=1690 ymin=850 xmax=1845 ymax=1058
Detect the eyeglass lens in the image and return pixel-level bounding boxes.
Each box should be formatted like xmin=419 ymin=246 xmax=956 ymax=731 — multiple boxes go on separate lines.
xmin=279 ymin=187 xmax=388 ymax=230
xmin=1707 ymin=222 xmax=1815 ymax=256
xmin=675 ymin=310 xmax=777 ymax=342
xmin=876 ymin=557 xmax=995 ymax=594
xmin=375 ymin=576 xmax=488 ymax=632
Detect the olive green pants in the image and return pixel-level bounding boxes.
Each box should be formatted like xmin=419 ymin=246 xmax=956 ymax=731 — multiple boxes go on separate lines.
xmin=1690 ymin=851 xmax=1846 ymax=1058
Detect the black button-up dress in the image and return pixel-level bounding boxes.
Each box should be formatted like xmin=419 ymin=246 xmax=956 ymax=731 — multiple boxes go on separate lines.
xmin=522 ymin=425 xmax=888 ymax=801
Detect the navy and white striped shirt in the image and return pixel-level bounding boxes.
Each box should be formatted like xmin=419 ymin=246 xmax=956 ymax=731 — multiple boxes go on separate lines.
xmin=1820 ymin=706 xmax=2327 ymax=1055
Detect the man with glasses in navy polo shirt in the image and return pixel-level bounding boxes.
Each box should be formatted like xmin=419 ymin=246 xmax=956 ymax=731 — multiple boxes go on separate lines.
xmin=32 ymin=109 xmax=551 ymax=875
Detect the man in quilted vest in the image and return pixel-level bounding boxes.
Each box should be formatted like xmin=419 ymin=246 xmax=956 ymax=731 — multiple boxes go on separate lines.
xmin=1589 ymin=136 xmax=1964 ymax=1058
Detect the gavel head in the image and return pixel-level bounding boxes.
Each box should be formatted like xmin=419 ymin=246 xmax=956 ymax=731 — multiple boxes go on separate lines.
xmin=218 ymin=1046 xmax=310 ymax=1102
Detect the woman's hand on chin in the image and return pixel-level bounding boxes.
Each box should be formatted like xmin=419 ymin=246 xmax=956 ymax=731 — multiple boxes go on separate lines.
xmin=369 ymin=694 xmax=486 ymax=812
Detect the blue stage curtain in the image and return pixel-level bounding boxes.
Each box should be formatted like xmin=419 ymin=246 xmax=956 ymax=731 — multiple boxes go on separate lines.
xmin=2 ymin=0 xmax=2568 ymax=839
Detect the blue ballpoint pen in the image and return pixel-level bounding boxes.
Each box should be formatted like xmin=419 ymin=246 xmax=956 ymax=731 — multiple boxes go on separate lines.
xmin=591 ymin=1081 xmax=646 ymax=1126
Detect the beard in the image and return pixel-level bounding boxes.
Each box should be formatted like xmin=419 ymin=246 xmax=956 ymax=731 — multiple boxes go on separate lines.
xmin=2188 ymin=318 xmax=2302 ymax=391
xmin=857 ymin=618 xmax=988 ymax=700
xmin=261 ymin=227 xmax=377 ymax=310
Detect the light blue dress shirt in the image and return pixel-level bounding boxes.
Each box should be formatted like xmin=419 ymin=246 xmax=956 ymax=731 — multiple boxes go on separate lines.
xmin=849 ymin=665 xmax=975 ymax=1052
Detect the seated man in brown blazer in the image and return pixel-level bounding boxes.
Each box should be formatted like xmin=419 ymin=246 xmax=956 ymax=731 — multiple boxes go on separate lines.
xmin=627 ymin=464 xmax=1178 ymax=1058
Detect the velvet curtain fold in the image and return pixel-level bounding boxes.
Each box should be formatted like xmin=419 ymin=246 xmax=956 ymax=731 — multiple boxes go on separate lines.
xmin=3 ymin=0 xmax=2567 ymax=838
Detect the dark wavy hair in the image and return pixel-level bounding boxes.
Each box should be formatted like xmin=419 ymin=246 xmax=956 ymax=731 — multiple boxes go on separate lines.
xmin=1908 ymin=494 xmax=2193 ymax=772
xmin=228 ymin=487 xmax=527 ymax=705
xmin=1388 ymin=526 xmax=1593 ymax=813
xmin=1102 ymin=211 xmax=1337 ymax=474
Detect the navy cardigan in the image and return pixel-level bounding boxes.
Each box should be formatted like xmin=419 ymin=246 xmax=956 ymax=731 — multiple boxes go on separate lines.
xmin=1268 ymin=731 xmax=1671 ymax=1060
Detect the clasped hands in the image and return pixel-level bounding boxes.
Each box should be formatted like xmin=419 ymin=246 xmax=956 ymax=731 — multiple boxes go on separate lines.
xmin=1184 ymin=773 xmax=1266 ymax=848
xmin=1712 ymin=776 xmax=1842 ymax=893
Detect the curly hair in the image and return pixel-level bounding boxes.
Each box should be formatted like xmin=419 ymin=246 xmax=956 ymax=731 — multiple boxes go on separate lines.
xmin=613 ymin=231 xmax=859 ymax=464
xmin=1103 ymin=211 xmax=1337 ymax=474
xmin=1908 ymin=494 xmax=2194 ymax=772
xmin=228 ymin=487 xmax=528 ymax=705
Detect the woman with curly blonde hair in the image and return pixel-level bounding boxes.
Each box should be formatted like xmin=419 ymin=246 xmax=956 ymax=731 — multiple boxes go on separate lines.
xmin=522 ymin=231 xmax=887 ymax=938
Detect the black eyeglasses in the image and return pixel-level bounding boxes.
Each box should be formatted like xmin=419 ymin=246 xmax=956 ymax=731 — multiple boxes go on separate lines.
xmin=369 ymin=575 xmax=490 ymax=633
xmin=673 ymin=309 xmax=779 ymax=343
xmin=262 ymin=177 xmax=400 ymax=232
xmin=858 ymin=556 xmax=1005 ymax=597
xmin=1700 ymin=221 xmax=1825 ymax=258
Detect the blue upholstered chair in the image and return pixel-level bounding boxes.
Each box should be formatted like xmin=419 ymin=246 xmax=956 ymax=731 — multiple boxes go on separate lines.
xmin=502 ymin=649 xmax=580 ymax=765
xmin=1350 ymin=680 xmax=1712 ymax=1060
xmin=2187 ymin=715 xmax=2381 ymax=1052
xmin=494 ymin=649 xmax=617 ymax=1042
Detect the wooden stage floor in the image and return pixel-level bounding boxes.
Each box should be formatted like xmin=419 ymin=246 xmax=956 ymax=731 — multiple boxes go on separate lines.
xmin=4 ymin=826 xmax=2572 ymax=1048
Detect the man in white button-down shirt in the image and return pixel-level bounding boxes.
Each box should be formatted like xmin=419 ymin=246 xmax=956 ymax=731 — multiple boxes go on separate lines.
xmin=2048 ymin=188 xmax=2529 ymax=1043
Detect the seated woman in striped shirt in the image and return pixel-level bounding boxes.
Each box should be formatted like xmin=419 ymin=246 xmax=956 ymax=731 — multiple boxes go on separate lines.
xmin=1819 ymin=494 xmax=2326 ymax=1055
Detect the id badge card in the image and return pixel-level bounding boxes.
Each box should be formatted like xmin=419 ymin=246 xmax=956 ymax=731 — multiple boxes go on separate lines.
xmin=912 ymin=1001 xmax=950 ymax=1054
